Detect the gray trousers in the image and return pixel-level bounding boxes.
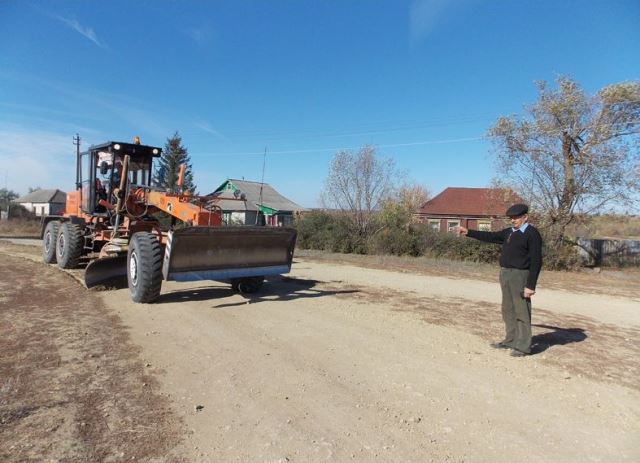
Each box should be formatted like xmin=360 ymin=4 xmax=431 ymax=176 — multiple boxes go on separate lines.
xmin=499 ymin=268 xmax=532 ymax=354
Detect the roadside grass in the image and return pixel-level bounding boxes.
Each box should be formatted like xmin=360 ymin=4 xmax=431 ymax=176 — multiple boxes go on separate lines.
xmin=295 ymin=248 xmax=497 ymax=280
xmin=0 ymin=218 xmax=41 ymax=238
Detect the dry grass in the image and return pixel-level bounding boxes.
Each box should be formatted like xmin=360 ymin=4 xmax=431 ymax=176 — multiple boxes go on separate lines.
xmin=0 ymin=218 xmax=41 ymax=238
xmin=568 ymin=214 xmax=640 ymax=239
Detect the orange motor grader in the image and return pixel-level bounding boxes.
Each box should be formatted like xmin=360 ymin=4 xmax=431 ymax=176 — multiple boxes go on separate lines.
xmin=41 ymin=140 xmax=297 ymax=303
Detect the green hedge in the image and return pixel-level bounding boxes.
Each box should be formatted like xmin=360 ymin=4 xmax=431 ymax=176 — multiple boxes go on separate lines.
xmin=296 ymin=210 xmax=501 ymax=264
xmin=296 ymin=210 xmax=584 ymax=269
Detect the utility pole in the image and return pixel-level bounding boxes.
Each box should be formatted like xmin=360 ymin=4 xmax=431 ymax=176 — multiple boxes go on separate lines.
xmin=73 ymin=133 xmax=81 ymax=189
xmin=1 ymin=169 xmax=7 ymax=220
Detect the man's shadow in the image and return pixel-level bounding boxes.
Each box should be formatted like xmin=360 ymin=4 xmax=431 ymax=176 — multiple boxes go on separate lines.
xmin=158 ymin=276 xmax=359 ymax=306
xmin=531 ymin=324 xmax=587 ymax=354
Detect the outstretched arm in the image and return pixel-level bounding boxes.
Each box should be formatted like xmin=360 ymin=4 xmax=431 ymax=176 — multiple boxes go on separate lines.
xmin=456 ymin=226 xmax=508 ymax=244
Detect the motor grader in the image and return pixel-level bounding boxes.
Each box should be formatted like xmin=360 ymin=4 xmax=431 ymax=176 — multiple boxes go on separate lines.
xmin=41 ymin=139 xmax=297 ymax=303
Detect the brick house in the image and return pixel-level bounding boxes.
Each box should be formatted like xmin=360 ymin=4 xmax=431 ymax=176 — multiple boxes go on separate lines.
xmin=415 ymin=187 xmax=523 ymax=232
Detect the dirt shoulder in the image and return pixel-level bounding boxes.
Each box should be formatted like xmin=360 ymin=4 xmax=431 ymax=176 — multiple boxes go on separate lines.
xmin=0 ymin=251 xmax=184 ymax=462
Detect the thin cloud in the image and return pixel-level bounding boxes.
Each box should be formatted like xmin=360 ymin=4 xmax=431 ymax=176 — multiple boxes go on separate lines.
xmin=409 ymin=0 xmax=451 ymax=44
xmin=195 ymin=122 xmax=229 ymax=142
xmin=0 ymin=125 xmax=78 ymax=194
xmin=184 ymin=24 xmax=214 ymax=46
xmin=53 ymin=14 xmax=109 ymax=50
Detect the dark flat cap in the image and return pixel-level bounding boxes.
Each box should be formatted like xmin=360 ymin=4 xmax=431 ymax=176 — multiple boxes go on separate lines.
xmin=506 ymin=203 xmax=528 ymax=217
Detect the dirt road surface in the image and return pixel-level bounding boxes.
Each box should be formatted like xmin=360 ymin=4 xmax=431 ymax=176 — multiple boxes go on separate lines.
xmin=1 ymin=240 xmax=639 ymax=462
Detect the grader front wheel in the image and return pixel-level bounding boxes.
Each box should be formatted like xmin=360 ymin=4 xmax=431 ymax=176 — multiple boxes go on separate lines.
xmin=127 ymin=232 xmax=163 ymax=303
xmin=56 ymin=222 xmax=83 ymax=269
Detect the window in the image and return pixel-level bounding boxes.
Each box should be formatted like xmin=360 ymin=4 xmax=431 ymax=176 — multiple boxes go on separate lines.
xmin=447 ymin=220 xmax=460 ymax=232
xmin=478 ymin=221 xmax=491 ymax=231
xmin=428 ymin=220 xmax=440 ymax=232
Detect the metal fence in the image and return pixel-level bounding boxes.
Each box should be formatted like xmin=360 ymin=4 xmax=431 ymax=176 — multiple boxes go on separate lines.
xmin=576 ymin=238 xmax=640 ymax=267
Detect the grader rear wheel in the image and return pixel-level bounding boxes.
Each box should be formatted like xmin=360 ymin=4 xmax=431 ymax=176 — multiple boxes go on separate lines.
xmin=42 ymin=220 xmax=59 ymax=264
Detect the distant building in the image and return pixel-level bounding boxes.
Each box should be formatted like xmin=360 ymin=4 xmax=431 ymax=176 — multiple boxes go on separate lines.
xmin=207 ymin=179 xmax=305 ymax=226
xmin=415 ymin=187 xmax=523 ymax=232
xmin=15 ymin=189 xmax=67 ymax=217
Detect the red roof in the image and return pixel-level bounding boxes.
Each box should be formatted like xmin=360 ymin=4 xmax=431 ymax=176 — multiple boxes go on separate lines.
xmin=418 ymin=187 xmax=523 ymax=217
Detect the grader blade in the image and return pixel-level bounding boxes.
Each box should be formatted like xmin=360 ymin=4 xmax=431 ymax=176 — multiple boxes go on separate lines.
xmin=84 ymin=255 xmax=128 ymax=288
xmin=162 ymin=226 xmax=297 ymax=282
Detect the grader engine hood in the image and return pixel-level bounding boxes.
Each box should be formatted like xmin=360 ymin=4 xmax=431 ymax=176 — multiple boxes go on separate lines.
xmin=162 ymin=226 xmax=297 ymax=282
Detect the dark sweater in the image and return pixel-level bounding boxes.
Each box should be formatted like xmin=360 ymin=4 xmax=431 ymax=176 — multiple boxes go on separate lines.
xmin=467 ymin=225 xmax=543 ymax=290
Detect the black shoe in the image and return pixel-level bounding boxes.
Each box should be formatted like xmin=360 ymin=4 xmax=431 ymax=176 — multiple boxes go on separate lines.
xmin=490 ymin=342 xmax=511 ymax=350
xmin=510 ymin=350 xmax=530 ymax=357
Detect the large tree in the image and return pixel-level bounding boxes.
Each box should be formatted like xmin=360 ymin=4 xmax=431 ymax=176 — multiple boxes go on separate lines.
xmin=488 ymin=76 xmax=640 ymax=248
xmin=321 ymin=145 xmax=399 ymax=237
xmin=153 ymin=131 xmax=197 ymax=194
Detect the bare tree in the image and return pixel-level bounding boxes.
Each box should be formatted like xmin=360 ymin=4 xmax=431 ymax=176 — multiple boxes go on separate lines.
xmin=321 ymin=146 xmax=399 ymax=236
xmin=488 ymin=76 xmax=640 ymax=247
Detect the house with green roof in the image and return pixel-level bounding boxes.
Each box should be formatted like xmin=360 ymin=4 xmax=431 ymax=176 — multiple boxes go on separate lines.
xmin=208 ymin=179 xmax=304 ymax=226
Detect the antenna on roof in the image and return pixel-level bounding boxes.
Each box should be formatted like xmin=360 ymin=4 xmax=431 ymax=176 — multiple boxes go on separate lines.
xmin=256 ymin=146 xmax=267 ymax=225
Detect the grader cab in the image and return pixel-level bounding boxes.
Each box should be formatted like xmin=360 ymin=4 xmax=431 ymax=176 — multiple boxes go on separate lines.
xmin=41 ymin=140 xmax=297 ymax=303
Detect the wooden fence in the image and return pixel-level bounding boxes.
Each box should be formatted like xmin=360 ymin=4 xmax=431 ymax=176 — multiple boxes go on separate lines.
xmin=576 ymin=238 xmax=640 ymax=267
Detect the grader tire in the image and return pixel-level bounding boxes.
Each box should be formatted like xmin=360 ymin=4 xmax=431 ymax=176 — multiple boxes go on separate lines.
xmin=128 ymin=232 xmax=163 ymax=303
xmin=231 ymin=276 xmax=265 ymax=294
xmin=56 ymin=222 xmax=84 ymax=269
xmin=42 ymin=220 xmax=60 ymax=264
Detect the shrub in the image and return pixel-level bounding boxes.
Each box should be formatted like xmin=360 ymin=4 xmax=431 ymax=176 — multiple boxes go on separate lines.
xmin=367 ymin=225 xmax=426 ymax=257
xmin=419 ymin=227 xmax=501 ymax=263
xmin=296 ymin=210 xmax=366 ymax=254
xmin=542 ymin=238 xmax=581 ymax=270
xmin=297 ymin=208 xmax=593 ymax=268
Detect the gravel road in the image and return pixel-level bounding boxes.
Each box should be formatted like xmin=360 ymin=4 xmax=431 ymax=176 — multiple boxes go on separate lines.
xmin=1 ymin=239 xmax=638 ymax=462
xmin=109 ymin=259 xmax=640 ymax=462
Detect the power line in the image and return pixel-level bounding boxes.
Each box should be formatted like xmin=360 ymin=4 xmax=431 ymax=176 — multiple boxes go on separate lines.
xmin=193 ymin=136 xmax=486 ymax=158
xmin=206 ymin=113 xmax=497 ymax=142
xmin=191 ymin=117 xmax=640 ymax=158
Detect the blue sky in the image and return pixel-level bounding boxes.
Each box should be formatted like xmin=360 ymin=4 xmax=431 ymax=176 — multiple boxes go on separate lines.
xmin=1 ymin=0 xmax=639 ymax=207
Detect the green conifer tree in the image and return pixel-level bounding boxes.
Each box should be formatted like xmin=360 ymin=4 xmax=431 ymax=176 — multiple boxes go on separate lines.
xmin=153 ymin=131 xmax=197 ymax=194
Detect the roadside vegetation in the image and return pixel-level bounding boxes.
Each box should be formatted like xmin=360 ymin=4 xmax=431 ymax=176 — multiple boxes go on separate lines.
xmin=296 ymin=209 xmax=640 ymax=270
xmin=0 ymin=217 xmax=40 ymax=237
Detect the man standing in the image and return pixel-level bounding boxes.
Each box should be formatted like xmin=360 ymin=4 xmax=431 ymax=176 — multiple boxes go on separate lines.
xmin=454 ymin=204 xmax=543 ymax=357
